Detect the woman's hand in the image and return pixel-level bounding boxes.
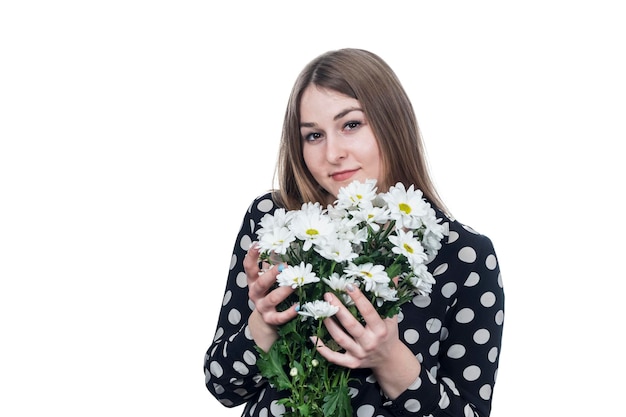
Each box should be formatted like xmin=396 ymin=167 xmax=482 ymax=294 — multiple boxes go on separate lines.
xmin=315 ymin=284 xmax=422 ymax=400
xmin=243 ymin=242 xmax=298 ymax=352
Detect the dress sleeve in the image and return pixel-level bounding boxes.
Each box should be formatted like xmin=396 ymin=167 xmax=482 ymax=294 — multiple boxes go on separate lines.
xmin=204 ymin=194 xmax=275 ymax=408
xmin=385 ymin=233 xmax=505 ymax=417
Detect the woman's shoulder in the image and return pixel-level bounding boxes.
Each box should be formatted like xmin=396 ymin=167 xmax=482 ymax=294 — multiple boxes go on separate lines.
xmin=437 ymin=210 xmax=498 ymax=262
xmin=244 ymin=191 xmax=282 ymax=218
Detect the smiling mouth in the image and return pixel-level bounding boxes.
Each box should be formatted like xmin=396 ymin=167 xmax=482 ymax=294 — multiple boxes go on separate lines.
xmin=330 ymin=169 xmax=359 ymax=182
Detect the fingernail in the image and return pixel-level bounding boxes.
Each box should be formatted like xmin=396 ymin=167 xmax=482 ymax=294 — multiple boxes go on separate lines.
xmin=346 ymin=283 xmax=355 ymax=292
xmin=277 ymin=264 xmax=285 ymax=273
xmin=294 ymin=304 xmax=300 ymax=312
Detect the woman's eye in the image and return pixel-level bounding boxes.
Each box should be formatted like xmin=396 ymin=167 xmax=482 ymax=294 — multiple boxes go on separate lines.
xmin=344 ymin=121 xmax=361 ymax=131
xmin=304 ymin=132 xmax=322 ymax=142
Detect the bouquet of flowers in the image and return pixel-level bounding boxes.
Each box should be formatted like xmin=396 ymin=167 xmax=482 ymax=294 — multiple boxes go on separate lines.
xmin=255 ymin=179 xmax=445 ymax=417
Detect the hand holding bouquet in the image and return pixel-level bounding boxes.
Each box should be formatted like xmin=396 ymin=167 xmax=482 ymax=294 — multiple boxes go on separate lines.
xmin=255 ymin=179 xmax=446 ymax=417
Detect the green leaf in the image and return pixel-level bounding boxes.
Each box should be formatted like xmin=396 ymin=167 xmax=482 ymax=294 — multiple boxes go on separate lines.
xmin=256 ymin=345 xmax=292 ymax=391
xmin=322 ymin=384 xmax=352 ymax=417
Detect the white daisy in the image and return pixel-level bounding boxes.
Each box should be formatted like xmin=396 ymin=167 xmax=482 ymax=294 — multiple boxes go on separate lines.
xmin=409 ymin=263 xmax=436 ymax=295
xmin=382 ymin=182 xmax=430 ymax=229
xmin=349 ymin=203 xmax=390 ymax=232
xmin=344 ymin=262 xmax=389 ymax=292
xmin=388 ymin=229 xmax=427 ymax=267
xmin=335 ymin=179 xmax=378 ymax=209
xmin=322 ymin=273 xmax=358 ymax=306
xmin=276 ymin=262 xmax=320 ymax=289
xmin=289 ymin=206 xmax=336 ymax=251
xmin=298 ymin=300 xmax=339 ymax=320
xmin=314 ymin=237 xmax=358 ymax=263
xmin=258 ymin=225 xmax=296 ymax=255
xmin=371 ymin=282 xmax=399 ymax=306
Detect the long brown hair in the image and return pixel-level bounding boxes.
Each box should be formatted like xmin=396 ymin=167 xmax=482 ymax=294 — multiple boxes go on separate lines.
xmin=275 ymin=48 xmax=447 ymax=214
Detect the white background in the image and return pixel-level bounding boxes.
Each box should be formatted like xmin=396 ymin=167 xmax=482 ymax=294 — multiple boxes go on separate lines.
xmin=1 ymin=1 xmax=624 ymax=416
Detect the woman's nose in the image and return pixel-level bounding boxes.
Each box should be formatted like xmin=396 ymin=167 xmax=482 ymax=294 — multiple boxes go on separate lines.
xmin=325 ymin=133 xmax=347 ymax=162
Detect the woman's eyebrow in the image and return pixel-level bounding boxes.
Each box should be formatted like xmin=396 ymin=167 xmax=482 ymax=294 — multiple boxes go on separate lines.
xmin=333 ymin=107 xmax=363 ymax=121
xmin=300 ymin=107 xmax=364 ymax=128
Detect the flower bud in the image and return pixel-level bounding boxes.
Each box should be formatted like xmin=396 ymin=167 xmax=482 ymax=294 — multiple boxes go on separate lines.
xmin=289 ymin=367 xmax=298 ymax=377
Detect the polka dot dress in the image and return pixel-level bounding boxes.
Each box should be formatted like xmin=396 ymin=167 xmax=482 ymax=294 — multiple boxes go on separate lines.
xmin=205 ymin=192 xmax=505 ymax=417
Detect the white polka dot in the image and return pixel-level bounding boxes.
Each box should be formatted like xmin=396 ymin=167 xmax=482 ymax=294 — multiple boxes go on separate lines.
xmin=473 ymin=328 xmax=490 ymax=344
xmin=488 ymin=347 xmax=499 ymax=363
xmin=240 ymin=234 xmax=253 ymax=251
xmin=426 ymin=318 xmax=442 ymax=333
xmin=433 ymin=263 xmax=448 ymax=276
xmin=463 ymin=365 xmax=481 ymax=381
xmin=462 ymin=224 xmax=479 ymax=234
xmin=269 ymin=400 xmax=285 ymax=416
xmin=243 ymin=350 xmax=257 ymax=365
xmin=439 ymin=327 xmax=449 ymax=341
xmin=209 ymin=361 xmax=224 ymax=378
xmin=356 ymin=404 xmax=375 ymax=417
xmin=458 ymin=247 xmax=477 ymax=263
xmin=441 ymin=282 xmax=457 ymax=298
xmin=404 ymin=399 xmax=421 ymax=412
xmin=479 ymin=384 xmax=492 ymax=400
xmin=438 ymin=389 xmax=450 ymax=409
xmin=427 ymin=369 xmax=437 ymax=384
xmin=228 ymin=309 xmax=242 ymax=325
xmin=429 ymin=340 xmax=440 ymax=356
xmin=259 ymin=407 xmax=268 ymax=417
xmin=213 ymin=327 xmax=224 ymax=341
xmin=480 ymin=291 xmax=496 ymax=307
xmin=413 ymin=295 xmax=431 ymax=308
xmin=408 ymin=376 xmax=422 ymax=390
xmin=485 ymin=254 xmax=497 ymax=270
xmin=448 ymin=230 xmax=459 ymax=243
xmin=404 ymin=328 xmax=420 ymax=344
xmin=257 ymin=198 xmax=274 ymax=212
xmin=222 ymin=290 xmax=232 ymax=306
xmin=464 ymin=404 xmax=474 ymax=417
xmin=442 ymin=377 xmax=460 ymax=395
xmin=236 ymin=271 xmax=248 ymax=288
xmin=455 ymin=308 xmax=475 ymax=324
xmin=464 ymin=272 xmax=480 ymax=287
xmin=233 ymin=361 xmax=249 ymax=375
xmin=447 ymin=344 xmax=466 ymax=359
xmin=229 ymin=253 xmax=237 ymax=270
xmin=495 ymin=309 xmax=504 ymax=325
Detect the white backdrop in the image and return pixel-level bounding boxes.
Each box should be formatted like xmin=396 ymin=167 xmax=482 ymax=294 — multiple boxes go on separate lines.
xmin=1 ymin=1 xmax=624 ymax=416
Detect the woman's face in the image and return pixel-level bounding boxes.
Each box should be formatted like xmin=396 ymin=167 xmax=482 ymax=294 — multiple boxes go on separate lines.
xmin=299 ymin=85 xmax=383 ymax=197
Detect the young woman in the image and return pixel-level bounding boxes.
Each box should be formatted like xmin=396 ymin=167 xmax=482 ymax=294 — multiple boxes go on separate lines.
xmin=204 ymin=48 xmax=504 ymax=417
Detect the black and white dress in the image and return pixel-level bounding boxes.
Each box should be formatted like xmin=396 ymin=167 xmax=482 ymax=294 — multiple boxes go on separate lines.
xmin=204 ymin=192 xmax=505 ymax=417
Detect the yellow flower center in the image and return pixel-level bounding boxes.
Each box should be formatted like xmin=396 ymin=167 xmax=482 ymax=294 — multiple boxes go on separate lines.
xmin=306 ymin=228 xmax=319 ymax=236
xmin=363 ymin=271 xmax=372 ymax=278
xmin=403 ymin=243 xmax=414 ymax=253
xmin=399 ymin=203 xmax=412 ymax=215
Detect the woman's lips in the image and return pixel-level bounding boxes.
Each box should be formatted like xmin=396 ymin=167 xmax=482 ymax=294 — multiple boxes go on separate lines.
xmin=331 ymin=169 xmax=359 ymax=182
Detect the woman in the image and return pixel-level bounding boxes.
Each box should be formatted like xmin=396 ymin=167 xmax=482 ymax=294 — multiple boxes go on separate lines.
xmin=204 ymin=48 xmax=504 ymax=417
